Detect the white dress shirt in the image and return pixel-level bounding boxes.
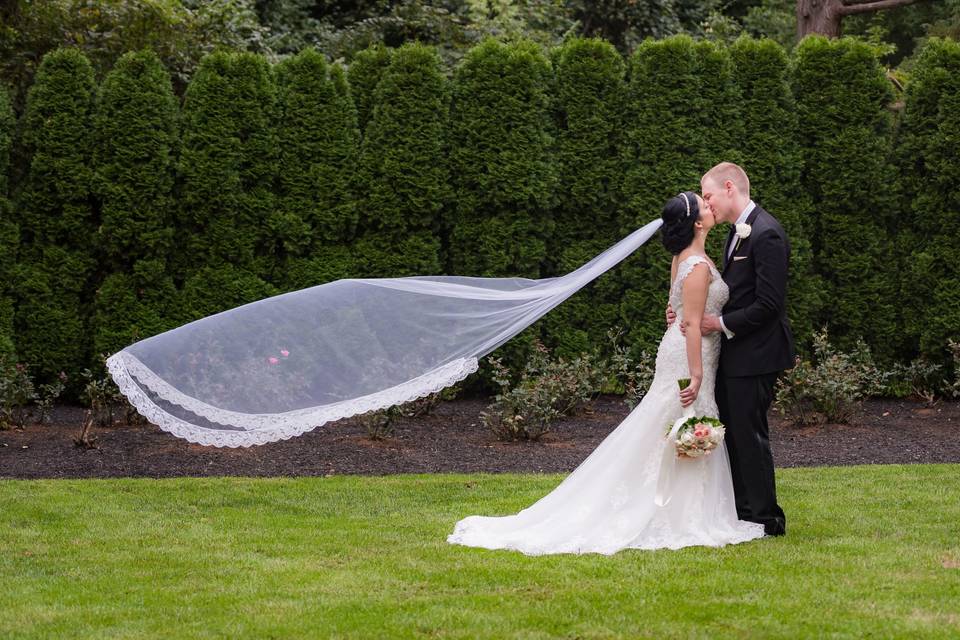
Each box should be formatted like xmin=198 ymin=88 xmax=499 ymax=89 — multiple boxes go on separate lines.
xmin=719 ymin=200 xmax=756 ymax=340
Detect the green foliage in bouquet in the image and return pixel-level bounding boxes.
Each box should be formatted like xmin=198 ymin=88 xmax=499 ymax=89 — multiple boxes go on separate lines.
xmin=176 ymin=50 xmax=277 ymax=315
xmin=0 ymin=86 xmax=17 ymax=363
xmin=275 ymin=48 xmax=359 ymax=290
xmin=353 ymin=42 xmax=449 ymax=278
xmin=541 ymin=37 xmax=629 ymax=361
xmin=14 ymin=48 xmax=97 ymax=386
xmin=792 ymin=36 xmax=899 ymax=360
xmin=729 ymin=36 xmax=820 ymax=350
xmin=619 ymin=35 xmax=741 ymax=358
xmin=92 ymin=49 xmax=180 ymax=360
xmin=896 ymin=38 xmax=960 ymax=365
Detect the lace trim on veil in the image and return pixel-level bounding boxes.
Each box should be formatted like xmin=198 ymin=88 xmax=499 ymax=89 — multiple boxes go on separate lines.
xmin=106 ymin=351 xmax=479 ymax=448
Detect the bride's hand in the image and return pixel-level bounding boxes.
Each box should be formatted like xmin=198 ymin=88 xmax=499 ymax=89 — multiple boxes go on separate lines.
xmin=679 ymin=376 xmax=701 ymax=407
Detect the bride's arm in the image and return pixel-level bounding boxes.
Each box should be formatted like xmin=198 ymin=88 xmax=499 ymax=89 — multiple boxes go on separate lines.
xmin=679 ymin=263 xmax=710 ymax=407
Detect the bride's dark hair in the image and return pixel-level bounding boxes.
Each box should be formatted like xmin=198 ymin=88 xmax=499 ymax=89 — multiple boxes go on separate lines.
xmin=660 ymin=191 xmax=700 ymax=255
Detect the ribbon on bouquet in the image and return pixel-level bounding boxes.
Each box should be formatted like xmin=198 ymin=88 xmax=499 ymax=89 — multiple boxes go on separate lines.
xmin=654 ymin=405 xmax=696 ymax=507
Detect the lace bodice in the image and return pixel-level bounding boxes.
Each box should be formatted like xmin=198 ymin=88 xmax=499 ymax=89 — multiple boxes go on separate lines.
xmin=668 ymin=254 xmax=726 ymax=318
xmin=654 ymin=255 xmax=727 ymax=417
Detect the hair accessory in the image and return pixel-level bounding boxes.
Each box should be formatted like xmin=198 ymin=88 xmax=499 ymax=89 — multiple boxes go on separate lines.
xmin=681 ymin=193 xmax=691 ymax=217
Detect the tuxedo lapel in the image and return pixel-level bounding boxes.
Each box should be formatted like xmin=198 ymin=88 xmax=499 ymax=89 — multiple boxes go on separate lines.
xmin=723 ymin=206 xmax=763 ymax=275
xmin=722 ymin=225 xmax=736 ymax=272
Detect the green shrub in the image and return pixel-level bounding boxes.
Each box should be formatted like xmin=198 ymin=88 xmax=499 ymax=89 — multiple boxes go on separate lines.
xmin=0 ymin=86 xmax=17 ymax=363
xmin=480 ymin=338 xmax=607 ymax=442
xmin=347 ymin=43 xmax=392 ymax=136
xmin=774 ymin=329 xmax=885 ymax=426
xmin=353 ymin=42 xmax=449 ymax=277
xmin=275 ymin=50 xmax=359 ymax=289
xmin=176 ymin=50 xmax=279 ymax=284
xmin=14 ymin=48 xmax=97 ymax=385
xmin=541 ymin=37 xmax=629 ymax=360
xmin=447 ymin=39 xmax=558 ymax=390
xmin=792 ymin=36 xmax=900 ymax=359
xmin=896 ymin=38 xmax=960 ymax=363
xmin=92 ymin=49 xmax=179 ymax=359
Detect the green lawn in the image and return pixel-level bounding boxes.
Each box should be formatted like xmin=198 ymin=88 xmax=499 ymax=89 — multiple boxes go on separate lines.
xmin=2 ymin=465 xmax=959 ymax=639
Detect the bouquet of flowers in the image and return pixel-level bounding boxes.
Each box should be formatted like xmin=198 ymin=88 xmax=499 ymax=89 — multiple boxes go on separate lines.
xmin=666 ymin=415 xmax=725 ymax=458
xmin=666 ymin=378 xmax=725 ymax=458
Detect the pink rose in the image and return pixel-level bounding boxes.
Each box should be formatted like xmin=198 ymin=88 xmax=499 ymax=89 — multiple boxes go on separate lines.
xmin=268 ymin=357 xmax=279 ymax=365
xmin=280 ymin=349 xmax=289 ymax=357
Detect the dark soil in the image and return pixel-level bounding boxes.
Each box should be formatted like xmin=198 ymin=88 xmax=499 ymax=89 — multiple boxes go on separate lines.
xmin=2 ymin=395 xmax=959 ymax=480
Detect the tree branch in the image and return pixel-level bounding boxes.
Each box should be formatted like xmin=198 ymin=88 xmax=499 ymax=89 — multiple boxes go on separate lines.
xmin=838 ymin=0 xmax=924 ymax=16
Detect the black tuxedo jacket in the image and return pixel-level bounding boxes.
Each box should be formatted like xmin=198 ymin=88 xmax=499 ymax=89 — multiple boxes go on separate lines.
xmin=719 ymin=204 xmax=796 ymax=377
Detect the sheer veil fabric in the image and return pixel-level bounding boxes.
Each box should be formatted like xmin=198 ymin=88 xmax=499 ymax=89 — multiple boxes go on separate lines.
xmin=106 ymin=219 xmax=663 ymax=447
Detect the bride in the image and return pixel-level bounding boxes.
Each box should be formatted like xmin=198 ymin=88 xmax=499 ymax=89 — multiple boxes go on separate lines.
xmin=447 ymin=192 xmax=767 ymax=555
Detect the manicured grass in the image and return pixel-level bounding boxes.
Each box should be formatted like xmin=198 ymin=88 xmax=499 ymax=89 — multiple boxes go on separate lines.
xmin=2 ymin=465 xmax=959 ymax=639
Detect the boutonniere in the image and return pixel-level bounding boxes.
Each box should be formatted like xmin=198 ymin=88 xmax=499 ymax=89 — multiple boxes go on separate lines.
xmin=732 ymin=223 xmax=752 ymax=254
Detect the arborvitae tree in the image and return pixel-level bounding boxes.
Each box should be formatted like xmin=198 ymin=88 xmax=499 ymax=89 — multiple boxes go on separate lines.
xmin=347 ymin=43 xmax=392 ymax=136
xmin=447 ymin=38 xmax=558 ymax=386
xmin=540 ymin=37 xmax=628 ymax=359
xmin=0 ymin=86 xmax=17 ymax=361
xmin=618 ymin=36 xmax=742 ymax=357
xmin=896 ymin=38 xmax=960 ymax=362
xmin=792 ymin=36 xmax=899 ymax=359
xmin=176 ymin=51 xmax=279 ymax=321
xmin=275 ymin=49 xmax=360 ymax=290
xmin=353 ymin=42 xmax=450 ymax=278
xmin=729 ymin=36 xmax=820 ymax=351
xmin=448 ymin=38 xmax=557 ymax=279
xmin=91 ymin=49 xmax=179 ymax=359
xmin=14 ymin=48 xmax=97 ymax=383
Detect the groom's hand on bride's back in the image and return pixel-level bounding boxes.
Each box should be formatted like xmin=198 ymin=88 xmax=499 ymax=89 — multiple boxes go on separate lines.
xmin=666 ymin=304 xmax=676 ymax=326
xmin=677 ymin=314 xmax=722 ymax=336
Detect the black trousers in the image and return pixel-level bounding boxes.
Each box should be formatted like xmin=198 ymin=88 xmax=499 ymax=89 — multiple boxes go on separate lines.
xmin=716 ymin=370 xmax=786 ymax=535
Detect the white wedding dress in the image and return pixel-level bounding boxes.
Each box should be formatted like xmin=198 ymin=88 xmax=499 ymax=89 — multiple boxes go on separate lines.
xmin=447 ymin=255 xmax=767 ymax=555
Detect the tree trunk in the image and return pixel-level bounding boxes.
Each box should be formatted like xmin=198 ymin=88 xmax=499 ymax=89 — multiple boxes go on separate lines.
xmin=798 ymin=0 xmax=926 ymax=39
xmin=798 ymin=0 xmax=844 ymax=39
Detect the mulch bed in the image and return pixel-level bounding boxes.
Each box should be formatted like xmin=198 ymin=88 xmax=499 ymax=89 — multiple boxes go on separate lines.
xmin=2 ymin=395 xmax=959 ymax=480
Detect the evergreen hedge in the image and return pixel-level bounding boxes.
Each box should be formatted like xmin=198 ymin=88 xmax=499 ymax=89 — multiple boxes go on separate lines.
xmin=0 ymin=87 xmax=16 ymax=362
xmin=729 ymin=36 xmax=820 ymax=350
xmin=14 ymin=48 xmax=97 ymax=384
xmin=897 ymin=38 xmax=960 ymax=361
xmin=91 ymin=49 xmax=180 ymax=359
xmin=275 ymin=48 xmax=360 ymax=290
xmin=353 ymin=42 xmax=450 ymax=278
xmin=619 ymin=35 xmax=742 ymax=357
xmin=176 ymin=51 xmax=278 ymax=321
xmin=4 ymin=35 xmax=960 ymax=387
xmin=347 ymin=43 xmax=392 ymax=136
xmin=447 ymin=38 xmax=558 ymax=385
xmin=792 ymin=36 xmax=899 ymax=359
xmin=540 ymin=37 xmax=628 ymax=359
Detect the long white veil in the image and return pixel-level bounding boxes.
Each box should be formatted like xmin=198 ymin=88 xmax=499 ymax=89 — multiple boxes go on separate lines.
xmin=106 ymin=218 xmax=663 ymax=447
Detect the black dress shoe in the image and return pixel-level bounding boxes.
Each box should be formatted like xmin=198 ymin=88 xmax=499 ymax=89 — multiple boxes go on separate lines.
xmin=763 ymin=521 xmax=786 ymax=536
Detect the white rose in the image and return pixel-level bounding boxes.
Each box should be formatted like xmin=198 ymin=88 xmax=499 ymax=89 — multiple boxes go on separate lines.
xmin=735 ymin=223 xmax=752 ymax=239
xmin=681 ymin=433 xmax=694 ymax=445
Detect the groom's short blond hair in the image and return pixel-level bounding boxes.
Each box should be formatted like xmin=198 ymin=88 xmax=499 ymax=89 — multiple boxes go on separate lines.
xmin=703 ymin=162 xmax=750 ymax=196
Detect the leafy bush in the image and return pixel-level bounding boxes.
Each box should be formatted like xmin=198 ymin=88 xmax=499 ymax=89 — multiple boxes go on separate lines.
xmin=0 ymin=357 xmax=65 ymax=429
xmin=605 ymin=327 xmax=656 ymax=410
xmin=775 ymin=329 xmax=886 ymax=425
xmin=480 ymin=338 xmax=607 ymax=441
xmin=949 ymin=339 xmax=960 ymax=399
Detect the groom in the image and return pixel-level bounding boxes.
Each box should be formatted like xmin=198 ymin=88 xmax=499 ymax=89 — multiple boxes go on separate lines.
xmin=672 ymin=162 xmax=794 ymax=536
